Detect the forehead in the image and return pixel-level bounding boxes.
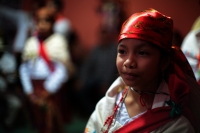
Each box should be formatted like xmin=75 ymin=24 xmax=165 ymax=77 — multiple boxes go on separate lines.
xmin=36 ymin=8 xmax=50 ymax=18
xmin=118 ymin=38 xmax=158 ymax=49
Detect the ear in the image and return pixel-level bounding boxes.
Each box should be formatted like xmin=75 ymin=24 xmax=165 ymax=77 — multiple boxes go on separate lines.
xmin=160 ymin=56 xmax=170 ymax=71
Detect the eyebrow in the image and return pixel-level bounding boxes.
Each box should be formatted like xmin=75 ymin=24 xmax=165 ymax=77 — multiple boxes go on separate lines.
xmin=118 ymin=43 xmax=126 ymax=48
xmin=118 ymin=42 xmax=150 ymax=49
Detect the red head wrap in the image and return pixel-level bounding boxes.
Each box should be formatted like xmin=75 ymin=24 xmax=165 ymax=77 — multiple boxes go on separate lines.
xmin=117 ymin=8 xmax=200 ymax=132
xmin=118 ymin=8 xmax=173 ymax=51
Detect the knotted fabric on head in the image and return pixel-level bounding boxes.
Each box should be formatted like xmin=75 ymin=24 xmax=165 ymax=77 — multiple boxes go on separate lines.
xmin=119 ymin=8 xmax=173 ymax=51
xmin=117 ymin=8 xmax=199 ymax=132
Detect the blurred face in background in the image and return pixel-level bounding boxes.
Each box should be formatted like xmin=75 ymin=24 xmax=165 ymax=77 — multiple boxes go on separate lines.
xmin=35 ymin=7 xmax=54 ymax=37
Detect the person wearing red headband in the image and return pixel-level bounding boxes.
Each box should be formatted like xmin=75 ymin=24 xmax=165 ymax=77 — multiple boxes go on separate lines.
xmin=84 ymin=8 xmax=200 ymax=133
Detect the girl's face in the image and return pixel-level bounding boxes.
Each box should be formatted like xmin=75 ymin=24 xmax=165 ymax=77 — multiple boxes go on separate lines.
xmin=116 ymin=38 xmax=163 ymax=91
xmin=35 ymin=8 xmax=53 ymax=36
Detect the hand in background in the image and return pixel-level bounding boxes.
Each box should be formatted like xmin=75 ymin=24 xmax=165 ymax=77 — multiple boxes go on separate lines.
xmin=28 ymin=90 xmax=50 ymax=106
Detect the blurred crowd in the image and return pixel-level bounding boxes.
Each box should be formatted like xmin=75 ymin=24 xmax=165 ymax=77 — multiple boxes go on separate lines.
xmin=0 ymin=0 xmax=124 ymax=132
xmin=0 ymin=0 xmax=199 ymax=133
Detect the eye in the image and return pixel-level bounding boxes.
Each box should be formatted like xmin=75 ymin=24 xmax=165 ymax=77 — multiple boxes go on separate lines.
xmin=118 ymin=49 xmax=126 ymax=54
xmin=138 ymin=50 xmax=149 ymax=56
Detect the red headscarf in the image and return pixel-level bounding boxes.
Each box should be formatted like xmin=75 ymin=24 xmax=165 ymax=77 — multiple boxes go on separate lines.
xmin=119 ymin=8 xmax=173 ymax=51
xmin=117 ymin=8 xmax=199 ymax=132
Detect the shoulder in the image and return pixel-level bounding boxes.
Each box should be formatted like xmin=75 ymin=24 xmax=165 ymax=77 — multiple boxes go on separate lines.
xmin=46 ymin=33 xmax=67 ymax=44
xmin=85 ymin=77 xmax=125 ymax=133
xmin=152 ymin=116 xmax=195 ymax=133
xmin=25 ymin=36 xmax=37 ymax=44
xmin=23 ymin=36 xmax=38 ymax=50
xmin=49 ymin=33 xmax=66 ymax=40
xmin=85 ymin=94 xmax=117 ymax=133
xmin=181 ymin=28 xmax=200 ymax=49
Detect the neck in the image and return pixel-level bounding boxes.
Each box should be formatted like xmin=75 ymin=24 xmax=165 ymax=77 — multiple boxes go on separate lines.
xmin=126 ymin=79 xmax=161 ymax=108
xmin=38 ymin=32 xmax=53 ymax=41
xmin=134 ymin=76 xmax=160 ymax=92
xmin=127 ymin=88 xmax=141 ymax=102
xmin=124 ymin=88 xmax=149 ymax=117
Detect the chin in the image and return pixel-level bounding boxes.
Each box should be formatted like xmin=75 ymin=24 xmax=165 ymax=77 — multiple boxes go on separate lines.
xmin=123 ymin=80 xmax=138 ymax=87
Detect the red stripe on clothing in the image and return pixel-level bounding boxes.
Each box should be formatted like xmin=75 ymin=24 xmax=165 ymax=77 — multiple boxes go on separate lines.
xmin=39 ymin=40 xmax=55 ymax=72
xmin=114 ymin=106 xmax=176 ymax=133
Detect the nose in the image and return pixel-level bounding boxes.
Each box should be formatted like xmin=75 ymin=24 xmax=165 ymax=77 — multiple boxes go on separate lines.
xmin=124 ymin=56 xmax=136 ymax=68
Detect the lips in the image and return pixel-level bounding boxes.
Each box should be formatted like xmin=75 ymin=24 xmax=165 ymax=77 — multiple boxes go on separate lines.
xmin=122 ymin=72 xmax=138 ymax=80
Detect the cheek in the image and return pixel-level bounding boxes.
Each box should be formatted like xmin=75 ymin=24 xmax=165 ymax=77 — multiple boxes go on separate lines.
xmin=43 ymin=23 xmax=51 ymax=30
xmin=116 ymin=57 xmax=122 ymax=70
xmin=143 ymin=60 xmax=161 ymax=74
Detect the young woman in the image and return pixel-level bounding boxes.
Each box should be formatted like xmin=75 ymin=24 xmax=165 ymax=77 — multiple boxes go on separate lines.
xmin=84 ymin=8 xmax=200 ymax=133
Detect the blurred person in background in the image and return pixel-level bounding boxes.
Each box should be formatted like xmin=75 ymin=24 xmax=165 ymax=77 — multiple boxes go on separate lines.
xmin=0 ymin=28 xmax=22 ymax=133
xmin=76 ymin=26 xmax=119 ymax=116
xmin=19 ymin=6 xmax=74 ymax=133
xmin=64 ymin=29 xmax=87 ymax=111
xmin=74 ymin=0 xmax=126 ymax=117
xmin=0 ymin=0 xmax=35 ymax=69
xmin=191 ymin=16 xmax=200 ymax=31
xmin=181 ymin=16 xmax=200 ymax=83
xmin=45 ymin=0 xmax=72 ymax=38
xmin=0 ymin=5 xmax=32 ymax=53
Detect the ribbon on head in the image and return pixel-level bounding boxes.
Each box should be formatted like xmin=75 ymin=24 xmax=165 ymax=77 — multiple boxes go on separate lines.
xmin=118 ymin=8 xmax=173 ymax=52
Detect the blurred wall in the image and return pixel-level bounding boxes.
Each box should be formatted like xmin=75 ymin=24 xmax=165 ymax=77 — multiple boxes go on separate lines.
xmin=63 ymin=0 xmax=100 ymax=51
xmin=62 ymin=0 xmax=200 ymax=51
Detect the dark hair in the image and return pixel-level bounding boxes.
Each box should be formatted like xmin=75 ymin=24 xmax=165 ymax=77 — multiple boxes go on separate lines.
xmin=151 ymin=42 xmax=170 ymax=60
xmin=50 ymin=0 xmax=63 ymax=11
xmin=34 ymin=7 xmax=55 ymax=24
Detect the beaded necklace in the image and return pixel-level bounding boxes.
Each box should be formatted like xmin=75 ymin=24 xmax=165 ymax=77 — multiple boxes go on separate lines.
xmin=101 ymin=84 xmax=171 ymax=133
xmin=101 ymin=86 xmax=129 ymax=133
